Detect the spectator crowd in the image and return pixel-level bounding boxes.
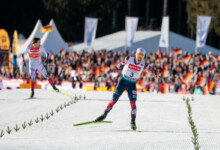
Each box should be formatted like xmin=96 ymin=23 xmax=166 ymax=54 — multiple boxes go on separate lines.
xmin=1 ymin=48 xmax=220 ymax=95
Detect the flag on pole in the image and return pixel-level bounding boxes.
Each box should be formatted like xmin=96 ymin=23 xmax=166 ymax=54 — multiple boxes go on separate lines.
xmin=196 ymin=16 xmax=211 ymax=48
xmin=159 ymin=16 xmax=169 ymax=47
xmin=162 ymin=67 xmax=169 ymax=77
xmin=84 ymin=17 xmax=98 ymax=48
xmin=202 ymin=85 xmax=209 ymax=95
xmin=173 ymin=48 xmax=182 ymax=55
xmin=126 ymin=17 xmax=139 ymax=47
xmin=208 ymin=80 xmax=214 ymax=92
xmin=163 ymin=83 xmax=169 ymax=94
xmin=157 ymin=49 xmax=162 ymax=58
xmin=200 ymin=59 xmax=209 ymax=68
xmin=40 ymin=25 xmax=53 ymax=32
xmin=182 ymin=72 xmax=194 ymax=85
xmin=183 ymin=55 xmax=190 ymax=64
xmin=197 ymin=77 xmax=206 ymax=87
xmin=13 ymin=30 xmax=18 ymax=67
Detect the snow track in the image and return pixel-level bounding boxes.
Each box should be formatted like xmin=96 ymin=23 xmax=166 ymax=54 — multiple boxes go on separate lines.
xmin=0 ymin=89 xmax=220 ymax=149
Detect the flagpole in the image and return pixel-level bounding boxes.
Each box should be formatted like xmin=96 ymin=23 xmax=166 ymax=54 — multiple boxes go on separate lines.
xmin=195 ymin=25 xmax=198 ymax=54
xmin=167 ymin=16 xmax=169 ymax=55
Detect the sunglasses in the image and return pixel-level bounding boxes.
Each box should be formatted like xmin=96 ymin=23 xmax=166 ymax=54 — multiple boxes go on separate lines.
xmin=136 ymin=54 xmax=144 ymax=58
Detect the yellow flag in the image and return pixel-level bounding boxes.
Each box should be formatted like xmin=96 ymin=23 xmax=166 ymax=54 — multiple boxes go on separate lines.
xmin=0 ymin=29 xmax=10 ymax=50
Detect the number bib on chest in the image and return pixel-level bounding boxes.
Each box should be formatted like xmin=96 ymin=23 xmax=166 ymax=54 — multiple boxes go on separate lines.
xmin=121 ymin=57 xmax=145 ymax=82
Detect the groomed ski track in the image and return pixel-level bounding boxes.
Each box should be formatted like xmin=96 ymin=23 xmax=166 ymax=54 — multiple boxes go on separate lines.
xmin=0 ymin=89 xmax=220 ymax=150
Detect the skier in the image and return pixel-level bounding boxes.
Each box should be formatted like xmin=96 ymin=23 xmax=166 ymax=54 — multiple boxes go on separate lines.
xmin=95 ymin=48 xmax=157 ymax=130
xmin=22 ymin=37 xmax=59 ymax=98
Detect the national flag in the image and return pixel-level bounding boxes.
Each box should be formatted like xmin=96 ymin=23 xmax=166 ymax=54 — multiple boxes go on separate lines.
xmin=65 ymin=65 xmax=71 ymax=76
xmin=156 ymin=58 xmax=161 ymax=62
xmin=175 ymin=57 xmax=179 ymax=65
xmin=183 ymin=55 xmax=190 ymax=64
xmin=170 ymin=48 xmax=173 ymax=57
xmin=57 ymin=65 xmax=62 ymax=75
xmin=163 ymin=83 xmax=169 ymax=94
xmin=162 ymin=68 xmax=169 ymax=77
xmin=174 ymin=48 xmax=182 ymax=55
xmin=110 ymin=62 xmax=117 ymax=69
xmin=182 ymin=72 xmax=194 ymax=85
xmin=50 ymin=52 xmax=54 ymax=60
xmin=208 ymin=80 xmax=214 ymax=92
xmin=40 ymin=25 xmax=53 ymax=32
xmin=197 ymin=77 xmax=206 ymax=87
xmin=200 ymin=59 xmax=209 ymax=68
xmin=68 ymin=53 xmax=71 ymax=58
xmin=212 ymin=56 xmax=217 ymax=62
xmin=157 ymin=49 xmax=162 ymax=58
xmin=60 ymin=49 xmax=65 ymax=57
xmin=145 ymin=71 xmax=149 ymax=78
xmin=163 ymin=55 xmax=168 ymax=62
xmin=202 ymin=85 xmax=209 ymax=95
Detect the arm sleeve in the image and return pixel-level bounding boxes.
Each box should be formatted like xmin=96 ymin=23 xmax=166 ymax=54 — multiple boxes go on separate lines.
xmin=41 ymin=46 xmax=49 ymax=60
xmin=121 ymin=56 xmax=130 ymax=65
xmin=22 ymin=47 xmax=29 ymax=63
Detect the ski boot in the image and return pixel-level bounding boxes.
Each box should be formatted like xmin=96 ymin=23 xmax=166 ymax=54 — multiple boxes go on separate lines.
xmin=30 ymin=90 xmax=34 ymax=98
xmin=95 ymin=113 xmax=107 ymax=122
xmin=52 ymin=85 xmax=60 ymax=92
xmin=130 ymin=119 xmax=137 ymax=130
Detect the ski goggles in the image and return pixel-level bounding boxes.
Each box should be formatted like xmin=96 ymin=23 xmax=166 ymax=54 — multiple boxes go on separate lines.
xmin=136 ymin=54 xmax=144 ymax=58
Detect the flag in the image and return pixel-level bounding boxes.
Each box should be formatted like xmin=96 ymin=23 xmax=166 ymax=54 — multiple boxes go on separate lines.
xmin=40 ymin=25 xmax=53 ymax=32
xmin=157 ymin=49 xmax=162 ymax=58
xmin=159 ymin=16 xmax=169 ymax=47
xmin=57 ymin=65 xmax=62 ymax=75
xmin=196 ymin=16 xmax=211 ymax=48
xmin=163 ymin=55 xmax=168 ymax=62
xmin=182 ymin=72 xmax=194 ymax=85
xmin=197 ymin=77 xmax=206 ymax=87
xmin=200 ymin=59 xmax=209 ymax=68
xmin=126 ymin=17 xmax=139 ymax=47
xmin=156 ymin=58 xmax=161 ymax=63
xmin=67 ymin=53 xmax=71 ymax=58
xmin=202 ymin=85 xmax=209 ymax=95
xmin=163 ymin=83 xmax=169 ymax=94
xmin=183 ymin=55 xmax=190 ymax=64
xmin=162 ymin=68 xmax=169 ymax=78
xmin=175 ymin=57 xmax=179 ymax=65
xmin=50 ymin=52 xmax=54 ymax=60
xmin=208 ymin=80 xmax=214 ymax=92
xmin=170 ymin=48 xmax=173 ymax=57
xmin=211 ymin=56 xmax=217 ymax=62
xmin=13 ymin=30 xmax=18 ymax=67
xmin=84 ymin=17 xmax=98 ymax=48
xmin=174 ymin=48 xmax=182 ymax=55
xmin=60 ymin=49 xmax=65 ymax=57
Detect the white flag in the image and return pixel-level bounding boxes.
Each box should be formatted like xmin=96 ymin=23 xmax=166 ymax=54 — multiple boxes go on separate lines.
xmin=196 ymin=16 xmax=211 ymax=48
xmin=126 ymin=17 xmax=138 ymax=47
xmin=84 ymin=17 xmax=98 ymax=48
xmin=159 ymin=16 xmax=169 ymax=47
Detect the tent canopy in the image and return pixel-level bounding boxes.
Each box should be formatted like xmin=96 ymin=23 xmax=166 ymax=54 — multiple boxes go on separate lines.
xmin=41 ymin=19 xmax=70 ymax=54
xmin=18 ymin=19 xmax=69 ymax=58
xmin=71 ymin=30 xmax=220 ymax=55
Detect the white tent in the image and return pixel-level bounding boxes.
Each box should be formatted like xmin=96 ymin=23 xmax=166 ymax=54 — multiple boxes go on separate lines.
xmin=41 ymin=19 xmax=70 ymax=54
xmin=71 ymin=30 xmax=220 ymax=55
xmin=18 ymin=20 xmax=43 ymax=58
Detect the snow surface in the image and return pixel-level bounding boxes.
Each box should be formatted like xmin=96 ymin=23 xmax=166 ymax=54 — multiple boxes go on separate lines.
xmin=0 ymin=89 xmax=220 ymax=150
